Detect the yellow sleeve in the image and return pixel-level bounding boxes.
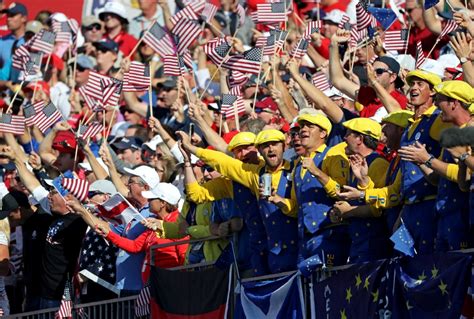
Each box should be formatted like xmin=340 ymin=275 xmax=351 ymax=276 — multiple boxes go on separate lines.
xmin=162 ymin=211 xmax=185 ymax=239
xmin=284 ymin=177 xmax=298 ymax=218
xmin=196 ymin=148 xmax=260 ymax=195
xmin=445 ymin=163 xmax=459 ymax=183
xmin=429 ymin=115 xmax=453 ymax=142
xmin=186 ymin=178 xmax=233 ymax=203
xmin=365 ymin=170 xmax=402 ymax=209
xmin=368 ymin=157 xmax=390 ymax=187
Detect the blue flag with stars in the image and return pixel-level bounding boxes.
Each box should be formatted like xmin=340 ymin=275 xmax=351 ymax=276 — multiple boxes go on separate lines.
xmin=424 ymin=0 xmax=439 ymax=9
xmin=368 ymin=7 xmax=397 ymax=30
xmin=390 ymin=224 xmax=416 ymax=257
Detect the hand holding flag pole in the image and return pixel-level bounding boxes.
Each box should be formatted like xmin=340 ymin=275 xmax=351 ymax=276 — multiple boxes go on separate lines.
xmin=5 ymin=80 xmax=25 ymax=114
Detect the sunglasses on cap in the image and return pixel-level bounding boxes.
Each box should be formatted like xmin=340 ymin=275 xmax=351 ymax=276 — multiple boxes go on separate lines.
xmin=374 ymin=68 xmax=393 ymax=75
xmin=88 ymin=191 xmax=105 ymax=198
xmin=85 ymin=24 xmax=101 ymax=32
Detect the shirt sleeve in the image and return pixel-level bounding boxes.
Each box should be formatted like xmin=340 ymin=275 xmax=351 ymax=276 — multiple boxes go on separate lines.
xmin=446 ymin=163 xmax=460 ymax=183
xmin=368 ymin=157 xmax=390 ymax=188
xmin=365 ymin=170 xmax=402 ymax=209
xmin=106 ymin=229 xmax=149 ymax=253
xmin=186 ymin=179 xmax=233 ymax=203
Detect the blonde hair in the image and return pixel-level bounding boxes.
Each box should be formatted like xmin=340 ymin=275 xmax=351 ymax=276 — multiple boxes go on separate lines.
xmin=0 ymin=219 xmax=10 ymax=243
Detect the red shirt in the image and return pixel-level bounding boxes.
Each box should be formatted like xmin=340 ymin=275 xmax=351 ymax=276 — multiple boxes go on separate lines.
xmin=106 ymin=31 xmax=138 ymax=58
xmin=407 ymin=26 xmax=447 ymax=60
xmin=106 ymin=210 xmax=188 ymax=283
xmin=357 ymin=86 xmax=408 ymax=118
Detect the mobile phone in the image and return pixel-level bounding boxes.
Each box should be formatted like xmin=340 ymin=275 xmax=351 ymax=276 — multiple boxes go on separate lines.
xmin=189 ymin=123 xmax=195 ymax=138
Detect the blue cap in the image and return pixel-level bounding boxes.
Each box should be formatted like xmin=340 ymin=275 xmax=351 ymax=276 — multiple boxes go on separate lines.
xmin=1 ymin=2 xmax=28 ymax=16
xmin=44 ymin=171 xmax=74 ymax=197
xmin=112 ymin=137 xmax=143 ymax=151
xmin=94 ymin=39 xmax=119 ymax=54
xmin=74 ymin=54 xmax=95 ymax=69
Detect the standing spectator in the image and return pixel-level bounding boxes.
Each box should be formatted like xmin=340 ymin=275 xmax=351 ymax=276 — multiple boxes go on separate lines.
xmin=81 ymin=15 xmax=104 ymax=56
xmin=98 ymin=1 xmax=138 ymax=58
xmin=129 ymin=0 xmax=176 ymax=39
xmin=0 ymin=2 xmax=27 ymax=83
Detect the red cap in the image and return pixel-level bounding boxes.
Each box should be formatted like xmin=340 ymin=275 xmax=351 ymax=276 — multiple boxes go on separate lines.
xmin=24 ymin=81 xmax=50 ymax=96
xmin=222 ymin=130 xmax=240 ymax=144
xmin=255 ymin=97 xmax=278 ymax=112
xmin=43 ymin=54 xmax=64 ymax=71
xmin=53 ymin=131 xmax=77 ymax=153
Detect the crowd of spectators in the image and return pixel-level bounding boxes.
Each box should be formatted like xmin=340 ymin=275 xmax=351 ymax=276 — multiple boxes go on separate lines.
xmin=0 ymin=0 xmax=472 ymax=316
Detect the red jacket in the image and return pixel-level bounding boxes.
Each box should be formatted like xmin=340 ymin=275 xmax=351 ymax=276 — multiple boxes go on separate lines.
xmin=106 ymin=210 xmax=188 ymax=283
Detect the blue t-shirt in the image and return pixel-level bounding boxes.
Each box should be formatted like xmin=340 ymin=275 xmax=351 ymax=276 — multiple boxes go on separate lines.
xmin=0 ymin=34 xmax=24 ymax=81
xmin=111 ymin=205 xmax=152 ymax=292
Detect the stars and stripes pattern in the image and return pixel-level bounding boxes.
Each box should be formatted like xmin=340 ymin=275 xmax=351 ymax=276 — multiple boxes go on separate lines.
xmin=79 ymin=123 xmax=103 ymax=140
xmin=221 ymin=86 xmax=246 ymax=118
xmin=201 ymin=3 xmax=218 ymax=23
xmin=55 ymin=280 xmax=73 ymax=319
xmin=61 ymin=178 xmax=90 ymax=202
xmin=31 ymin=102 xmax=63 ymax=133
xmin=135 ymin=285 xmax=151 ymax=317
xmin=254 ymin=2 xmax=287 ymax=24
xmin=163 ymin=54 xmax=187 ymax=76
xmin=29 ymin=29 xmax=56 ymax=54
xmin=12 ymin=47 xmax=42 ymax=75
xmin=356 ymin=3 xmax=377 ymax=31
xmin=338 ymin=14 xmax=351 ymax=30
xmin=143 ymin=21 xmax=175 ymax=57
xmin=416 ymin=41 xmax=426 ymax=69
xmin=82 ymin=71 xmax=110 ymax=101
xmin=272 ymin=29 xmax=289 ymax=49
xmin=312 ymin=72 xmax=332 ymax=91
xmin=256 ymin=33 xmax=277 ymax=56
xmin=0 ymin=114 xmax=25 ymax=135
xmin=228 ymin=70 xmax=248 ymax=88
xmin=170 ymin=1 xmax=205 ymax=25
xmin=440 ymin=19 xmax=458 ymax=38
xmin=203 ymin=37 xmax=232 ymax=66
xmin=12 ymin=45 xmax=30 ymax=70
xmin=223 ymin=47 xmax=263 ymax=75
xmin=123 ymin=61 xmax=151 ymax=92
xmin=23 ymin=101 xmax=45 ymax=127
xmin=171 ymin=18 xmax=201 ymax=54
xmin=78 ymin=86 xmax=98 ymax=110
xmin=384 ymin=29 xmax=409 ymax=51
xmin=289 ymin=38 xmax=309 ymax=59
xmin=100 ymin=77 xmax=123 ymax=107
xmin=52 ymin=19 xmax=78 ymax=43
xmin=303 ymin=20 xmax=322 ymax=39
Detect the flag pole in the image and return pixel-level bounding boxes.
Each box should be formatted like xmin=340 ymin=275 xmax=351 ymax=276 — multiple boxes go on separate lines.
xmin=6 ymin=80 xmax=25 ymax=114
xmin=426 ymin=38 xmax=440 ymax=60
xmin=403 ymin=24 xmax=411 ymax=55
xmin=252 ymin=54 xmax=264 ymax=112
xmin=105 ymin=107 xmax=118 ymax=140
xmin=73 ymin=122 xmax=81 ymax=172
xmin=127 ymin=22 xmax=155 ymax=60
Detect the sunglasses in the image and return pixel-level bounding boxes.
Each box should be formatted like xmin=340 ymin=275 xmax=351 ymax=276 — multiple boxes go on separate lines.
xmin=76 ymin=65 xmax=87 ymax=72
xmin=88 ymin=191 xmax=105 ymax=198
xmin=374 ymin=68 xmax=392 ymax=75
xmin=202 ymin=165 xmax=214 ymax=173
xmin=85 ymin=24 xmax=101 ymax=32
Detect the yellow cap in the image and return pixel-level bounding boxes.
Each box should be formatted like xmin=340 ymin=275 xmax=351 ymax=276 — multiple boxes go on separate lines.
xmin=406 ymin=70 xmax=442 ymax=87
xmin=382 ymin=110 xmax=414 ymax=129
xmin=254 ymin=129 xmax=285 ymax=146
xmin=434 ymin=80 xmax=474 ymax=105
xmin=343 ymin=118 xmax=382 ymax=140
xmin=297 ymin=113 xmax=333 ymax=135
xmin=227 ymin=132 xmax=256 ymax=151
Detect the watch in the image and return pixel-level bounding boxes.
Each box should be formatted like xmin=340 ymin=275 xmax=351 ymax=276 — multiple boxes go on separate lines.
xmin=460 ymin=57 xmax=470 ymax=64
xmin=459 ymin=152 xmax=470 ymax=162
xmin=424 ymin=154 xmax=435 ymax=168
xmin=358 ymin=191 xmax=366 ymax=202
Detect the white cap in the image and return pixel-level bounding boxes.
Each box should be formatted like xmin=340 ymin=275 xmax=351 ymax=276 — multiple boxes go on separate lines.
xmin=50 ymin=12 xmax=68 ymax=22
xmin=437 ymin=53 xmax=461 ymax=70
xmin=124 ymin=165 xmax=160 ymax=188
xmin=89 ymin=180 xmax=117 ymax=195
xmin=110 ymin=121 xmax=130 ymax=139
xmin=97 ymin=1 xmax=128 ymax=22
xmin=420 ymin=58 xmax=445 ymax=78
xmin=395 ymin=54 xmax=416 ymax=71
xmin=323 ymin=87 xmax=353 ymax=101
xmin=79 ymin=158 xmax=109 ymax=174
xmin=142 ymin=183 xmax=181 ymax=206
xmin=143 ymin=135 xmax=164 ymax=152
xmin=322 ymin=9 xmax=345 ymax=24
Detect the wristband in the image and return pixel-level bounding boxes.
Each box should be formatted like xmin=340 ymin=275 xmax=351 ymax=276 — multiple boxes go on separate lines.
xmin=424 ymin=154 xmax=435 ymax=168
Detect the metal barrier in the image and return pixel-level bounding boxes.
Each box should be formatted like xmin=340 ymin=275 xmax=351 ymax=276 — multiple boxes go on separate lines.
xmin=4 ymin=296 xmax=139 ymax=319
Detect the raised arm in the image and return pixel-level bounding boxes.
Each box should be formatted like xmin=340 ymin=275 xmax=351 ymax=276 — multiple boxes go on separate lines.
xmin=99 ymin=143 xmax=129 ymax=197
xmin=329 ymin=30 xmax=359 ymax=99
xmin=38 ymin=121 xmax=71 ymax=167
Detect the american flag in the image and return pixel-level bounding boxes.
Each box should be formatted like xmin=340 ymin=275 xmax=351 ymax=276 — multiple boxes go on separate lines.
xmin=356 ymin=3 xmax=377 ymax=31
xmin=0 ymin=114 xmax=25 ymax=135
xmin=23 ymin=101 xmax=45 ymax=127
xmin=171 ymin=18 xmax=201 ymax=54
xmin=52 ymin=20 xmax=72 ymax=43
xmin=101 ymin=77 xmax=123 ymax=107
xmin=12 ymin=47 xmax=42 ymax=75
xmin=82 ymin=71 xmax=114 ymax=102
xmin=256 ymin=34 xmax=277 ymax=56
xmin=368 ymin=54 xmax=378 ymax=64
xmin=255 ymin=2 xmax=287 ymax=24
xmin=304 ymin=20 xmax=322 ymax=39
xmin=338 ymin=14 xmax=351 ymax=30
xmin=289 ymin=38 xmax=309 ymax=59
xmin=55 ymin=280 xmax=73 ymax=319
xmin=29 ymin=29 xmax=56 ymax=54
xmin=203 ymin=37 xmax=231 ymax=66
xmin=34 ymin=102 xmax=63 ymax=133
xmin=223 ymin=47 xmax=263 ymax=75
xmin=272 ymin=29 xmax=288 ymax=49
xmin=79 ymin=122 xmax=103 ymax=140
xmin=97 ymin=193 xmax=143 ymax=225
xmin=170 ymin=1 xmax=205 ymax=25
xmin=349 ymin=27 xmax=360 ymax=48
xmin=228 ymin=70 xmax=248 ymax=88
xmin=123 ymin=62 xmax=151 ymax=92
xmin=384 ymin=29 xmax=409 ymax=51
xmin=143 ymin=21 xmax=175 ymax=58
xmin=440 ymin=19 xmax=458 ymax=38
xmin=312 ymin=72 xmax=332 ymax=91
xmin=221 ymin=86 xmax=246 ymax=118
xmin=78 ymin=86 xmax=98 ymax=110
xmin=135 ymin=285 xmax=151 ymax=317
xmin=163 ymin=54 xmax=187 ymax=76
xmin=201 ymin=3 xmax=218 ymax=23
xmin=62 ymin=178 xmax=90 ymax=202
xmin=415 ymin=41 xmax=426 ymax=69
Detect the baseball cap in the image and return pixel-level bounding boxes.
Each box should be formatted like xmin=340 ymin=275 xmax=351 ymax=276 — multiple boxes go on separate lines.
xmin=434 ymin=80 xmax=474 ymax=105
xmin=142 ymin=183 xmax=181 ymax=206
xmin=94 ymin=39 xmax=119 ymax=54
xmin=322 ymin=9 xmax=345 ymax=24
xmin=82 ymin=15 xmax=101 ymax=28
xmin=1 ymin=2 xmax=28 ymax=16
xmin=25 ymin=21 xmax=43 ymax=34
xmin=419 ymin=58 xmax=445 ymax=78
xmin=143 ymin=135 xmax=164 ymax=152
xmin=255 ymin=97 xmax=278 ymax=113
xmin=157 ymin=77 xmax=177 ymax=89
xmin=52 ymin=131 xmax=78 ymax=153
xmin=375 ymin=56 xmax=404 ymax=88
xmin=254 ymin=129 xmax=286 ymax=146
xmin=112 ymin=137 xmax=143 ymax=151
xmin=69 ymin=54 xmax=95 ymax=70
xmin=0 ymin=191 xmax=29 ymax=219
xmin=382 ymin=110 xmax=414 ymax=129
xmin=124 ymin=165 xmax=160 ymax=188
xmin=406 ymin=70 xmax=442 ymax=87
xmin=24 ymin=81 xmax=50 ymax=96
xmin=98 ymin=1 xmax=128 ymax=23
xmin=343 ymin=118 xmax=382 ymax=140
xmin=227 ymin=132 xmax=256 ymax=152
xmin=297 ymin=113 xmax=332 ymax=135
xmin=89 ymin=179 xmax=117 ymax=195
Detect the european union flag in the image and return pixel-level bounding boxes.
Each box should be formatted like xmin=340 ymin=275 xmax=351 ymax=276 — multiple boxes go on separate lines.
xmin=368 ymin=7 xmax=397 ymax=30
xmin=235 ymin=273 xmax=304 ymax=319
xmin=297 ymin=255 xmax=322 ymax=277
xmin=424 ymin=0 xmax=439 ymax=9
xmin=390 ymin=224 xmax=416 ymax=257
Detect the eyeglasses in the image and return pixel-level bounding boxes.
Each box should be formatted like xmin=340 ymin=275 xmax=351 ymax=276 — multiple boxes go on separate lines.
xmin=85 ymin=24 xmax=101 ymax=32
xmin=374 ymin=68 xmax=392 ymax=75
